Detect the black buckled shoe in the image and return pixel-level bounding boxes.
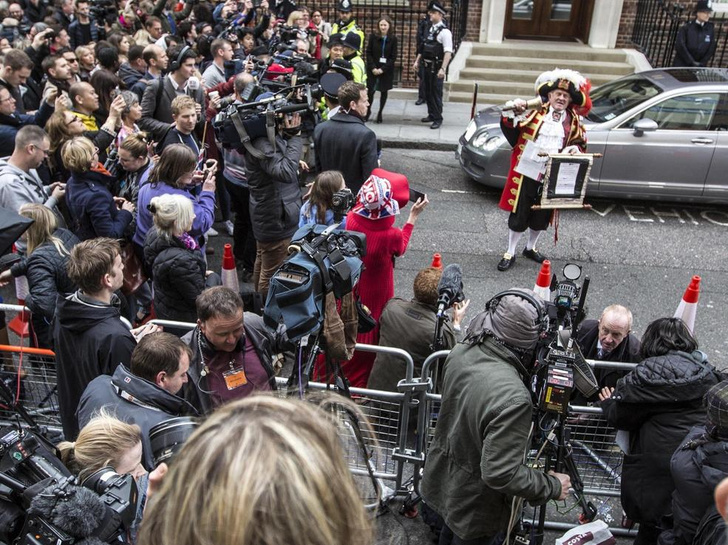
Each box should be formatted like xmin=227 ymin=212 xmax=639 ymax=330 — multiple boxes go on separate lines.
xmin=522 ymin=248 xmax=546 ymax=263
xmin=497 ymin=253 xmax=516 ymax=271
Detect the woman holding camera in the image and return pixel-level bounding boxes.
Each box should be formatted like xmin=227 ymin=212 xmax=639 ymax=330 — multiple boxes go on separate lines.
xmin=58 ymin=412 xmax=148 ymax=543
xmin=600 ymin=317 xmax=723 ymax=545
xmin=299 ymin=170 xmax=347 ymax=228
xmin=134 ymin=144 xmax=216 ymax=254
xmin=144 ymin=194 xmax=221 ymax=322
xmin=365 ymin=14 xmax=397 ymax=123
xmin=63 ymin=136 xmax=135 ymax=241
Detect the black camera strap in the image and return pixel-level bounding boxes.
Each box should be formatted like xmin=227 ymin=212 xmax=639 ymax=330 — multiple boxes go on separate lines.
xmin=230 ymin=110 xmax=266 ymax=160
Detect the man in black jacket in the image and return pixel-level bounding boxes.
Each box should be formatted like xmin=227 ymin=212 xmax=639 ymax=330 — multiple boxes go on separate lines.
xmin=574 ymin=304 xmax=641 ymax=403
xmin=313 ymin=80 xmax=377 ymax=196
xmin=53 ymin=238 xmax=160 ymax=439
xmin=244 ymin=111 xmax=303 ymax=297
xmin=182 ymin=287 xmax=286 ymax=415
xmin=139 ymin=44 xmax=205 ymax=142
xmin=76 ymin=332 xmax=198 ymax=470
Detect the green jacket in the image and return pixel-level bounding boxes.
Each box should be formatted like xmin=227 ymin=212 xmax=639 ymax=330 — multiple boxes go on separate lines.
xmin=421 ymin=337 xmax=562 ymax=540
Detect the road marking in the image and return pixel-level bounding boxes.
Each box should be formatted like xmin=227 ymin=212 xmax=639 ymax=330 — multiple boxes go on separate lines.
xmin=587 ymin=204 xmax=728 ymax=226
xmin=441 ymin=189 xmax=483 ymax=194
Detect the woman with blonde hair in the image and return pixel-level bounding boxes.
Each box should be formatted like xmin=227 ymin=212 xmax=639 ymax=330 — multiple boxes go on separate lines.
xmin=58 ymin=411 xmax=148 ymax=542
xmin=45 ymin=108 xmax=118 ymax=183
xmin=0 ymin=204 xmax=78 ymax=348
xmin=63 ymin=136 xmax=135 ymax=241
xmin=58 ymin=410 xmax=146 ymax=482
xmin=143 ymin=194 xmax=220 ymax=322
xmin=138 ymin=395 xmax=374 ymax=545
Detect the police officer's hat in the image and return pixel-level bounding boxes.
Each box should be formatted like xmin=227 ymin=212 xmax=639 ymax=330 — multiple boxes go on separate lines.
xmin=428 ymin=1 xmax=447 ymax=15
xmin=341 ymin=32 xmax=361 ymax=51
xmin=337 ymin=0 xmax=353 ymax=12
xmin=329 ymin=32 xmax=345 ymax=47
xmin=321 ymin=72 xmax=347 ymax=99
xmin=696 ymin=0 xmax=713 ymax=12
xmin=330 ymin=58 xmax=354 ymax=80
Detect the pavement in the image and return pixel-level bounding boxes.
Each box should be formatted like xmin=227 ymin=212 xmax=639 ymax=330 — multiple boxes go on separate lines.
xmin=364 ymin=91 xmax=482 ymax=151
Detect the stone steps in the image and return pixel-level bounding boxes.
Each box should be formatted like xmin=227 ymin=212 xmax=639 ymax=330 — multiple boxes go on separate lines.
xmin=446 ymin=41 xmax=637 ymax=104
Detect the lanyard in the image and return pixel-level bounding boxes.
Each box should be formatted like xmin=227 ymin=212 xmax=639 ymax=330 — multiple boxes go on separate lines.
xmin=381 ymin=36 xmax=387 ymax=58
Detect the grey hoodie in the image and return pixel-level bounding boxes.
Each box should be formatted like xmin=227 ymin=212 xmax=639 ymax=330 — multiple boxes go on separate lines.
xmin=0 ymin=158 xmax=60 ymax=213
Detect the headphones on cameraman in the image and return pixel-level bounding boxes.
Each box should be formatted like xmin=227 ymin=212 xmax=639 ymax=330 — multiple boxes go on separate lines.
xmin=485 ymin=289 xmax=552 ymax=339
xmin=168 ymin=45 xmax=192 ymax=72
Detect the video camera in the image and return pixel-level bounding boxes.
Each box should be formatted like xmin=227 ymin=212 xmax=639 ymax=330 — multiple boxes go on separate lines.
xmin=263 ymin=222 xmax=365 ymax=342
xmin=213 ymin=83 xmax=318 ymax=151
xmin=532 ymin=264 xmax=598 ymax=416
xmin=0 ymin=426 xmax=137 ymax=545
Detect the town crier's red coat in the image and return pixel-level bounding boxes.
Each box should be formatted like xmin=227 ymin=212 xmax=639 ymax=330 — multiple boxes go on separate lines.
xmin=498 ymin=107 xmax=587 ymax=214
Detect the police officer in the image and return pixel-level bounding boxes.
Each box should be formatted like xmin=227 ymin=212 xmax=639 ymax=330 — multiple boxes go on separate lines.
xmin=673 ymin=0 xmax=717 ymax=67
xmin=413 ymin=1 xmax=452 ymax=130
xmin=331 ymin=0 xmax=365 ymax=55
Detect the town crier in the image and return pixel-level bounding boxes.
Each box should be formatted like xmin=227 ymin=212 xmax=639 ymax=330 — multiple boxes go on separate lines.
xmin=497 ymin=69 xmax=591 ymax=272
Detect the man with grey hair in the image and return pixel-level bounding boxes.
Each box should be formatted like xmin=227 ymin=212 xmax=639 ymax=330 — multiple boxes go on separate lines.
xmin=421 ymin=289 xmax=571 ymax=544
xmin=574 ymin=304 xmax=641 ymax=401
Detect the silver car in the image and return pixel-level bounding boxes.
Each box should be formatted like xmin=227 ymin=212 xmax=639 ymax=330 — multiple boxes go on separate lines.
xmin=456 ymin=68 xmax=728 ymax=204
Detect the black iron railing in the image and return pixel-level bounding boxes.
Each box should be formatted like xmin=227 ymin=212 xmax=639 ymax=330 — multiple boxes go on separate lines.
xmin=631 ymin=0 xmax=728 ymax=68
xmin=315 ymin=0 xmax=469 ymax=87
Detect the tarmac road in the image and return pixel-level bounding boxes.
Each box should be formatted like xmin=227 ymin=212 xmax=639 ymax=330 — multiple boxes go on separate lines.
xmin=203 ymin=148 xmax=728 ymax=545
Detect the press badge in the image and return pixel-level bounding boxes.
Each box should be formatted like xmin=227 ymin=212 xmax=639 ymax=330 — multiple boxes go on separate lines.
xmin=380 ymin=57 xmax=387 ymax=64
xmin=223 ymin=368 xmax=248 ymax=390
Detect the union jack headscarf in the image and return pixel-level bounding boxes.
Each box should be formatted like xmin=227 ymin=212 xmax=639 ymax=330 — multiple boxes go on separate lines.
xmin=352 ymin=175 xmax=400 ymax=219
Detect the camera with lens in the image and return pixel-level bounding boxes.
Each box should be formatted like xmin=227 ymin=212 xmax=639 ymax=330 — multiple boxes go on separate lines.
xmin=331 ymin=188 xmax=355 ymax=221
xmin=532 ymin=264 xmax=598 ymax=416
xmin=213 ymin=83 xmax=318 ymax=151
xmin=0 ymin=426 xmax=138 ymax=545
xmin=149 ymin=417 xmax=199 ymax=467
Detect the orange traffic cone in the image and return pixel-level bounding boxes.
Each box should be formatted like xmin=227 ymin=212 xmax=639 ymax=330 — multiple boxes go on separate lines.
xmin=8 ymin=275 xmax=30 ymax=337
xmin=533 ymin=260 xmax=552 ymax=301
xmin=674 ymin=275 xmax=700 ymax=334
xmin=221 ymin=243 xmax=240 ymax=293
xmin=431 ymin=253 xmax=442 ymax=269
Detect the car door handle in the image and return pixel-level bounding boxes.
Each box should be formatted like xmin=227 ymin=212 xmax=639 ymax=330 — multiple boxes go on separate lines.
xmin=691 ymin=137 xmax=714 ymax=144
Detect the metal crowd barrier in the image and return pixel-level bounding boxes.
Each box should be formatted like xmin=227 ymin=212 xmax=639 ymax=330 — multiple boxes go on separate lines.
xmin=0 ymin=308 xmax=640 ymax=536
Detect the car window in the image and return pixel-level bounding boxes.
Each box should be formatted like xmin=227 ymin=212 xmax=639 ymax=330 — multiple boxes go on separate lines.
xmin=586 ymin=76 xmax=662 ymax=123
xmin=624 ymin=93 xmax=720 ymax=131
xmin=709 ymin=93 xmax=728 ymax=131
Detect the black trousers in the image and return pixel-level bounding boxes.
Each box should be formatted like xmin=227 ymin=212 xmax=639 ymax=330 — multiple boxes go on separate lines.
xmin=424 ymin=62 xmax=444 ymax=122
xmin=507 ymin=176 xmax=551 ymax=232
xmin=224 ymin=178 xmax=257 ymax=272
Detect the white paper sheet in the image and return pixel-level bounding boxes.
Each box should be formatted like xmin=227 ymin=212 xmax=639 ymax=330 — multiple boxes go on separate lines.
xmin=554 ymin=162 xmax=580 ymax=195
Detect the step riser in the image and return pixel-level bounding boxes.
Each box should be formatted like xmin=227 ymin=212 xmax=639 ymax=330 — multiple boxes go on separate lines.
xmin=466 ymin=58 xmax=634 ymax=74
xmin=469 ymin=45 xmax=630 ymax=63
xmin=457 ymin=70 xmax=615 ymax=85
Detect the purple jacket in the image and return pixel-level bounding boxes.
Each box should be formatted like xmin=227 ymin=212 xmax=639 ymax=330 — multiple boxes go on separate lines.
xmin=134 ymin=181 xmax=215 ymax=247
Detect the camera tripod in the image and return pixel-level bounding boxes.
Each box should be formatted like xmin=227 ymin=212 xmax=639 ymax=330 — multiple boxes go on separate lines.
xmin=514 ymin=410 xmax=597 ymax=545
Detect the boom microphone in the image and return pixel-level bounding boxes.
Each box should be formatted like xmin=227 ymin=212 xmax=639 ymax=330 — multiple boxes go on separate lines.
xmin=27 ymin=481 xmax=107 ymax=539
xmin=502 ymin=96 xmax=544 ymax=112
xmin=436 ymin=264 xmax=464 ymax=318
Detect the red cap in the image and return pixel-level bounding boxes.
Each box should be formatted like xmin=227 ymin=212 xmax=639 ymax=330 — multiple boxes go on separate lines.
xmin=431 ymin=253 xmax=442 ymax=269
xmin=682 ymin=275 xmax=701 ymax=304
xmin=222 ymin=243 xmax=236 ymax=270
xmin=536 ymin=260 xmax=551 ymax=288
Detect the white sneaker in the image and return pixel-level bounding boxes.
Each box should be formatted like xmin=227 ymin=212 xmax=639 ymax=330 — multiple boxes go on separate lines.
xmin=223 ymin=220 xmax=234 ymax=236
xmin=206 ymin=227 xmax=219 ymax=237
